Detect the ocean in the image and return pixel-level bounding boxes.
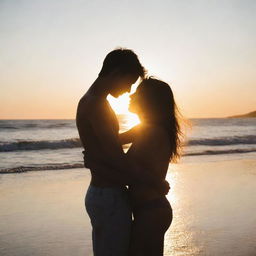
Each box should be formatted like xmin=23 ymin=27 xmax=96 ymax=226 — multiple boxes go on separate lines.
xmin=1 ymin=116 xmax=256 ymax=256
xmin=0 ymin=116 xmax=255 ymax=173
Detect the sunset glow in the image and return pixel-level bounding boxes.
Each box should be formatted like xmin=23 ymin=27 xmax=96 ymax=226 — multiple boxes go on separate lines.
xmin=107 ymin=93 xmax=131 ymax=115
xmin=107 ymin=93 xmax=140 ymax=129
xmin=1 ymin=0 xmax=256 ymax=119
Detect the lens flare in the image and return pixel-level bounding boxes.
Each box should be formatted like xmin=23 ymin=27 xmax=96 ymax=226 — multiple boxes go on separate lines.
xmin=107 ymin=93 xmax=140 ymax=129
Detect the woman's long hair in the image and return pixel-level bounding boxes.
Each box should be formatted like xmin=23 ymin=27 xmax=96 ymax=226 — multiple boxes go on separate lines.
xmin=136 ymin=77 xmax=183 ymax=162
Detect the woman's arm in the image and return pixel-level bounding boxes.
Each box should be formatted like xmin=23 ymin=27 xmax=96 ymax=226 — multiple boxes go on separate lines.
xmin=119 ymin=124 xmax=140 ymax=145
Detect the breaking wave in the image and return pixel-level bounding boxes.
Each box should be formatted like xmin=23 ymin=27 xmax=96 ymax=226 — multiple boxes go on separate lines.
xmin=0 ymin=138 xmax=81 ymax=152
xmin=1 ymin=135 xmax=256 ymax=152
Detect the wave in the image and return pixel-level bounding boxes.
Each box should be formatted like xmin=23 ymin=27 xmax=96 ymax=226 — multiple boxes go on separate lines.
xmin=0 ymin=126 xmax=19 ymax=129
xmin=0 ymin=163 xmax=84 ymax=174
xmin=1 ymin=148 xmax=256 ymax=174
xmin=187 ymin=135 xmax=256 ymax=146
xmin=0 ymin=138 xmax=81 ymax=152
xmin=185 ymin=148 xmax=256 ymax=156
xmin=1 ymin=135 xmax=256 ymax=152
xmin=0 ymin=121 xmax=74 ymax=130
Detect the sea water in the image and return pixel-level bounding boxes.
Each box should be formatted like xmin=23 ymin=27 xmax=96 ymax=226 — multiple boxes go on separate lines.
xmin=0 ymin=117 xmax=256 ymax=256
xmin=0 ymin=117 xmax=256 ymax=172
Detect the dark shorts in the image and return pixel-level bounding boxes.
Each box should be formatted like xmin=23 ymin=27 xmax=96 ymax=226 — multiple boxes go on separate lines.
xmin=85 ymin=185 xmax=132 ymax=256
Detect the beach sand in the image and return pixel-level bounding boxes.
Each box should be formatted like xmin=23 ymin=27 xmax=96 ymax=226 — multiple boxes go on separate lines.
xmin=0 ymin=157 xmax=256 ymax=256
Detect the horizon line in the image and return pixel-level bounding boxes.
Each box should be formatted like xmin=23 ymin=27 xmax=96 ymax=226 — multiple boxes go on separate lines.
xmin=0 ymin=116 xmax=234 ymax=120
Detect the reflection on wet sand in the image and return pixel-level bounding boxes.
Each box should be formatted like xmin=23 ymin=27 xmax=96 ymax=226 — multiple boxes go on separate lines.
xmin=164 ymin=159 xmax=256 ymax=256
xmin=0 ymin=157 xmax=256 ymax=255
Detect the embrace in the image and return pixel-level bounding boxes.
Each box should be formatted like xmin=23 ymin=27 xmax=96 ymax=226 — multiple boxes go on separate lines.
xmin=76 ymin=48 xmax=182 ymax=256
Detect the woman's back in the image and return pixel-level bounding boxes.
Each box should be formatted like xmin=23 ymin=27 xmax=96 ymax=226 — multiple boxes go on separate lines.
xmin=127 ymin=124 xmax=171 ymax=204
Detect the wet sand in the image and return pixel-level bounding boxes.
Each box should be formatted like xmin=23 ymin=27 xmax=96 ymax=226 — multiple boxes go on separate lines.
xmin=0 ymin=157 xmax=256 ymax=256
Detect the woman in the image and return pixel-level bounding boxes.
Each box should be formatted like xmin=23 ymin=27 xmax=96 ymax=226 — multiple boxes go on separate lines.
xmin=119 ymin=77 xmax=182 ymax=255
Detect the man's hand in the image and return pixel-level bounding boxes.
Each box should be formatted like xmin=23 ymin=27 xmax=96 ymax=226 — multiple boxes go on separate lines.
xmin=157 ymin=180 xmax=170 ymax=195
xmin=82 ymin=150 xmax=96 ymax=169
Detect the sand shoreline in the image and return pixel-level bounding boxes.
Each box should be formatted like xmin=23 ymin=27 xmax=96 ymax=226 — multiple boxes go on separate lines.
xmin=1 ymin=158 xmax=256 ymax=256
xmin=1 ymin=151 xmax=256 ymax=175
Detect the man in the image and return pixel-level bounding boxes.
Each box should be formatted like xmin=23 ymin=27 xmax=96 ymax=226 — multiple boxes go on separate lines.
xmin=76 ymin=48 xmax=168 ymax=256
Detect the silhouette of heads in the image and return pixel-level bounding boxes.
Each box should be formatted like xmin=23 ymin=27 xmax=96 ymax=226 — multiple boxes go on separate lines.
xmin=99 ymin=48 xmax=146 ymax=97
xmin=129 ymin=77 xmax=182 ymax=161
xmin=99 ymin=48 xmax=146 ymax=78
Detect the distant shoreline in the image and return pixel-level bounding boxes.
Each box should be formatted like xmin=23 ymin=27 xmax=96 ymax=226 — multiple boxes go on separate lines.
xmin=1 ymin=112 xmax=256 ymax=120
xmin=228 ymin=111 xmax=256 ymax=118
xmin=0 ymin=116 xmax=255 ymax=121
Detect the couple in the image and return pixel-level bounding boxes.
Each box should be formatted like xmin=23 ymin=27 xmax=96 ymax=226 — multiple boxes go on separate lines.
xmin=76 ymin=48 xmax=182 ymax=256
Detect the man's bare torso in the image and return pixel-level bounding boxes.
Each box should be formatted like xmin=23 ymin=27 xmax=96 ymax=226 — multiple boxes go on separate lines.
xmin=76 ymin=93 xmax=120 ymax=187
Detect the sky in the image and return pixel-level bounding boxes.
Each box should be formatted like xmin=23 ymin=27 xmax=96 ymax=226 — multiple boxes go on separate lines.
xmin=0 ymin=0 xmax=255 ymax=119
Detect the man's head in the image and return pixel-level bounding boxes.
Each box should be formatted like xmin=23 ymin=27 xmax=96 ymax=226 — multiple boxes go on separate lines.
xmin=98 ymin=48 xmax=146 ymax=97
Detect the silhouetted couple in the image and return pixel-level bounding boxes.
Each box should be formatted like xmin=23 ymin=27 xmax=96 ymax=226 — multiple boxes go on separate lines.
xmin=76 ymin=48 xmax=182 ymax=256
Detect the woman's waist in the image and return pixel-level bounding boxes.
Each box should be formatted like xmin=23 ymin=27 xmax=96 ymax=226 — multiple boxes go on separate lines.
xmin=132 ymin=196 xmax=171 ymax=213
xmin=129 ymin=187 xmax=165 ymax=205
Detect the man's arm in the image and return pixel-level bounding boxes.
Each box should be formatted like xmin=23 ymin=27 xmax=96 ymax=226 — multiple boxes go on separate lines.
xmin=119 ymin=124 xmax=140 ymax=145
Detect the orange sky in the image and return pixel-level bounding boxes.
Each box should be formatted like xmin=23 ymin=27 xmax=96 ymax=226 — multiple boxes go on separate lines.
xmin=1 ymin=0 xmax=255 ymax=119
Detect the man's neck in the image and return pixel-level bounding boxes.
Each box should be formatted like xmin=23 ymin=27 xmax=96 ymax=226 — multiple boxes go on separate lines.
xmin=88 ymin=76 xmax=112 ymax=99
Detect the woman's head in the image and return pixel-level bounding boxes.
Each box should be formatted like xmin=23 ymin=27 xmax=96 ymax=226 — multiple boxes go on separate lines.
xmin=129 ymin=77 xmax=182 ymax=161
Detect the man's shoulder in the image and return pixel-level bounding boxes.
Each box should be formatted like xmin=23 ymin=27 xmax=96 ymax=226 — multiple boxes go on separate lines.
xmin=78 ymin=94 xmax=102 ymax=111
xmin=77 ymin=93 xmax=109 ymax=121
xmin=79 ymin=93 xmax=96 ymax=106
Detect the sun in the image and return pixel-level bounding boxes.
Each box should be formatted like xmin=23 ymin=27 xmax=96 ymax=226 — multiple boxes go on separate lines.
xmin=107 ymin=93 xmax=140 ymax=129
xmin=107 ymin=93 xmax=131 ymax=115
